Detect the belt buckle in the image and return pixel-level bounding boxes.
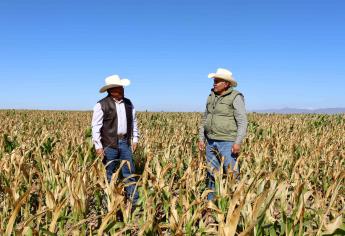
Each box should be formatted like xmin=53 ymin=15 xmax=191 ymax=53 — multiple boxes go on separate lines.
xmin=118 ymin=133 xmax=126 ymax=140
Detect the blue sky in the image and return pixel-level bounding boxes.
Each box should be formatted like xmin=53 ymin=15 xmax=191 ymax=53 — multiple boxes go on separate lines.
xmin=0 ymin=0 xmax=344 ymax=111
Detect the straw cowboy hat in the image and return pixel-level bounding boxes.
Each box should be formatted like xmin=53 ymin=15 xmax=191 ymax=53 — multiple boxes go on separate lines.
xmin=99 ymin=75 xmax=131 ymax=93
xmin=208 ymin=68 xmax=237 ymax=87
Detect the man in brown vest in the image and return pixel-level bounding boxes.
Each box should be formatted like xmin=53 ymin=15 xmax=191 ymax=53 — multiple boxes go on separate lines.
xmin=91 ymin=74 xmax=139 ymax=205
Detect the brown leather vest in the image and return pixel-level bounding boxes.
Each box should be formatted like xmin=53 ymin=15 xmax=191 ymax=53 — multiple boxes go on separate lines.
xmin=99 ymin=96 xmax=133 ymax=148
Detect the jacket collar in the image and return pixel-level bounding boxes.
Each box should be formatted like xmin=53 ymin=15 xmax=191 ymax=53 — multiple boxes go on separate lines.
xmin=211 ymin=87 xmax=233 ymax=97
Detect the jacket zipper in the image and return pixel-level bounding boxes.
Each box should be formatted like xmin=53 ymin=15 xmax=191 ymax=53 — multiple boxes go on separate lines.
xmin=210 ymin=95 xmax=222 ymax=133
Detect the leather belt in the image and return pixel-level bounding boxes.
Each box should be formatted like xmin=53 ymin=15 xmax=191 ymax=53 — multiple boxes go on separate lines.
xmin=117 ymin=133 xmax=127 ymax=140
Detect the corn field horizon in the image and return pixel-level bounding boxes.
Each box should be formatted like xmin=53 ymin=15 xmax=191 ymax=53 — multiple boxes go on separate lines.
xmin=0 ymin=110 xmax=344 ymax=235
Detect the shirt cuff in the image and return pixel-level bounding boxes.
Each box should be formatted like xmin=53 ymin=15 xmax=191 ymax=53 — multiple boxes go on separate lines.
xmin=93 ymin=141 xmax=103 ymax=150
xmin=234 ymin=137 xmax=242 ymax=145
xmin=132 ymin=137 xmax=139 ymax=144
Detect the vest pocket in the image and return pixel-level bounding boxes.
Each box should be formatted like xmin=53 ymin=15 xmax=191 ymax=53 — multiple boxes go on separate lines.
xmin=214 ymin=115 xmax=235 ymax=135
xmin=215 ymin=101 xmax=232 ymax=115
xmin=103 ymin=112 xmax=115 ymax=120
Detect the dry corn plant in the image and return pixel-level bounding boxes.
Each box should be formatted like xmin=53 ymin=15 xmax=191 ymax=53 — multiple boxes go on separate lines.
xmin=0 ymin=110 xmax=344 ymax=235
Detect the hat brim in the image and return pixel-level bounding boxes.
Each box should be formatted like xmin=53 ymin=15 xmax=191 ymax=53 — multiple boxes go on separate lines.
xmin=99 ymin=79 xmax=130 ymax=93
xmin=208 ymin=73 xmax=237 ymax=87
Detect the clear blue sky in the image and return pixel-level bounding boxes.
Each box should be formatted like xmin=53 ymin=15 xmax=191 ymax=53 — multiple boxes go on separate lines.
xmin=0 ymin=0 xmax=344 ymax=111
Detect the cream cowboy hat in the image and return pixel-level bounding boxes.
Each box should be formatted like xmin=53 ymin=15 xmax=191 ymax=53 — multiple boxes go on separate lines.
xmin=208 ymin=68 xmax=237 ymax=87
xmin=99 ymin=75 xmax=131 ymax=93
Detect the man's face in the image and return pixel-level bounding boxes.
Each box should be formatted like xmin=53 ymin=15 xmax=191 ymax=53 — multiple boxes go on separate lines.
xmin=213 ymin=78 xmax=229 ymax=94
xmin=108 ymin=86 xmax=124 ymax=100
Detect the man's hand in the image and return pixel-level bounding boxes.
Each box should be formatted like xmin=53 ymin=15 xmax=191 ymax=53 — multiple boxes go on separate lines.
xmin=132 ymin=143 xmax=138 ymax=153
xmin=198 ymin=140 xmax=205 ymax=151
xmin=96 ymin=148 xmax=104 ymax=158
xmin=231 ymin=144 xmax=241 ymax=155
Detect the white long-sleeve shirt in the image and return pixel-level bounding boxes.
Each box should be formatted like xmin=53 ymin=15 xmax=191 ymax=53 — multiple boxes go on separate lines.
xmin=91 ymin=99 xmax=139 ymax=150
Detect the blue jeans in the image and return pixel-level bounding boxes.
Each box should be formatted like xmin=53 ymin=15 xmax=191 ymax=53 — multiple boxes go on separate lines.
xmin=104 ymin=139 xmax=139 ymax=204
xmin=206 ymin=139 xmax=239 ymax=201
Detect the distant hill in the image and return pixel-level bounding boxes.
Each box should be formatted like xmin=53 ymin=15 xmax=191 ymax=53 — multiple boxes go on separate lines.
xmin=251 ymin=107 xmax=345 ymax=114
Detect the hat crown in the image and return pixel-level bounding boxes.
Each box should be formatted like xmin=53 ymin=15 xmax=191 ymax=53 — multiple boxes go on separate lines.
xmin=216 ymin=68 xmax=232 ymax=77
xmin=105 ymin=75 xmax=121 ymax=85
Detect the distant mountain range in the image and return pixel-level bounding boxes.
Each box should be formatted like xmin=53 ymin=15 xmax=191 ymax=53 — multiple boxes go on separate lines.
xmin=251 ymin=107 xmax=345 ymax=114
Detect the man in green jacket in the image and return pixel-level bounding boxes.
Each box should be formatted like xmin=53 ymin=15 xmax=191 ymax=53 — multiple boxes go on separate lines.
xmin=198 ymin=68 xmax=248 ymax=201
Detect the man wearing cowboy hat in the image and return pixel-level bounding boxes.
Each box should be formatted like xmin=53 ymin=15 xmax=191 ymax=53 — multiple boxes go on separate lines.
xmin=91 ymin=74 xmax=139 ymax=205
xmin=198 ymin=68 xmax=247 ymax=201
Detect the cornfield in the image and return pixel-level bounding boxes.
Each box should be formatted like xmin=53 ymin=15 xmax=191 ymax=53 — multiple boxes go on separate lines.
xmin=0 ymin=110 xmax=344 ymax=235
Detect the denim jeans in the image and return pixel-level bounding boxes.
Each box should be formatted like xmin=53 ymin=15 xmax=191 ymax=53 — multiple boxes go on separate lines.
xmin=205 ymin=138 xmax=239 ymax=201
xmin=104 ymin=139 xmax=139 ymax=204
